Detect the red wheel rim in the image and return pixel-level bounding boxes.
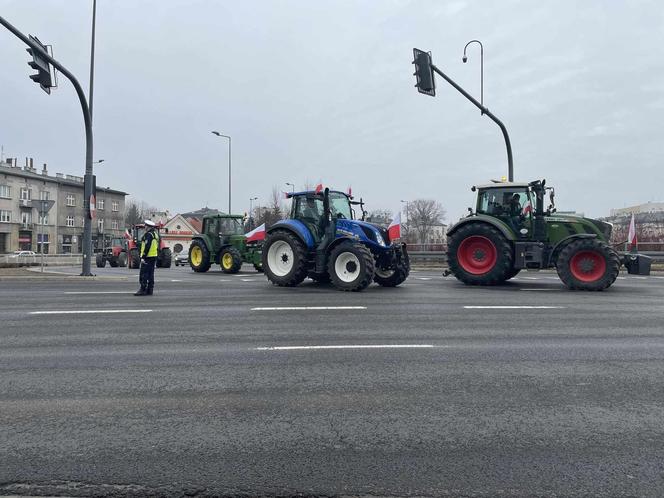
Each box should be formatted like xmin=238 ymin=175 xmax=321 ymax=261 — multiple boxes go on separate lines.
xmin=570 ymin=250 xmax=606 ymax=282
xmin=457 ymin=236 xmax=498 ymax=275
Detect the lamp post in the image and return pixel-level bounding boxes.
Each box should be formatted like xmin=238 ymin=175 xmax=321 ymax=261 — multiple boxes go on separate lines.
xmin=400 ymin=199 xmax=409 ymax=242
xmin=285 ymin=182 xmax=295 ymax=193
xmin=462 ymin=39 xmax=484 ymax=114
xmin=249 ymin=196 xmax=258 ymax=229
xmin=211 ymin=131 xmax=231 ymax=214
xmin=89 ymin=0 xmax=97 ymax=121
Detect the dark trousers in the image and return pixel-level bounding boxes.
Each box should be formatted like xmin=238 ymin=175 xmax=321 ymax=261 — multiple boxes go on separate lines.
xmin=139 ymin=257 xmax=157 ymax=293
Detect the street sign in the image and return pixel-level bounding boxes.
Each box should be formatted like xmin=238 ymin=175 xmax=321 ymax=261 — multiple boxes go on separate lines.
xmin=89 ymin=194 xmax=96 ymax=219
xmin=38 ymin=199 xmax=55 ymax=214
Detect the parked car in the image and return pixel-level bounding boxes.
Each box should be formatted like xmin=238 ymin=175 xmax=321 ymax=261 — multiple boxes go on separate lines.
xmin=9 ymin=250 xmax=37 ymax=266
xmin=174 ymin=252 xmax=189 ymax=266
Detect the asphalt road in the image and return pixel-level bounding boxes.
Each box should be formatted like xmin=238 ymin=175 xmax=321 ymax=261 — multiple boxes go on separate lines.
xmin=2 ymin=265 xmax=664 ymax=497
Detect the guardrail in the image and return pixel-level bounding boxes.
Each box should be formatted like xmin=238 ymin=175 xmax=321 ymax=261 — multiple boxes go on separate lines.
xmin=408 ymin=250 xmax=664 ymax=265
xmin=0 ymin=253 xmax=83 ymax=268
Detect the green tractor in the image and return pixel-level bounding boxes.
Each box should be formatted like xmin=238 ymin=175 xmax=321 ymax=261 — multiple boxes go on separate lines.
xmin=446 ymin=179 xmax=650 ymax=290
xmin=188 ymin=214 xmax=262 ymax=273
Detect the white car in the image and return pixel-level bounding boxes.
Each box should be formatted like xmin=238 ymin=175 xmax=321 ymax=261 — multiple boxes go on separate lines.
xmin=10 ymin=250 xmax=37 ymax=258
xmin=174 ymin=252 xmax=189 ymax=266
xmin=9 ymin=250 xmax=37 ymax=266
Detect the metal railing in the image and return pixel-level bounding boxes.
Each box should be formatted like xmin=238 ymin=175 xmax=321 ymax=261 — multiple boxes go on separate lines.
xmin=0 ymin=253 xmax=82 ymax=267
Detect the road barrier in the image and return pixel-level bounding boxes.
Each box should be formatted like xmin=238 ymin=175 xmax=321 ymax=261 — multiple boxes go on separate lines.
xmin=0 ymin=253 xmax=82 ymax=268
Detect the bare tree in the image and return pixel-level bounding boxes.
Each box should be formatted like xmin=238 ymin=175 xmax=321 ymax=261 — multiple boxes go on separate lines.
xmin=124 ymin=198 xmax=160 ymax=228
xmin=366 ymin=209 xmax=393 ymax=226
xmin=407 ymin=199 xmax=446 ymax=247
xmin=253 ymin=186 xmax=285 ymax=227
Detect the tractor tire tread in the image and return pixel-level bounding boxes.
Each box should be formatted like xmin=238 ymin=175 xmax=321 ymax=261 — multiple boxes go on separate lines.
xmin=556 ymin=238 xmax=620 ymax=291
xmin=220 ymin=246 xmax=243 ymax=274
xmin=262 ymin=230 xmax=308 ymax=287
xmin=328 ymin=241 xmax=375 ymax=292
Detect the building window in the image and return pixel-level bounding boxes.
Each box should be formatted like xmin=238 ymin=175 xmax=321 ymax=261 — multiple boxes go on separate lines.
xmin=0 ymin=185 xmax=10 ymax=199
xmin=111 ymin=220 xmax=119 ymax=230
xmin=39 ymin=191 xmax=50 ymax=201
xmin=21 ymin=211 xmax=32 ymax=226
xmin=66 ymin=216 xmax=75 ymax=227
xmin=112 ymin=201 xmax=119 ymax=212
xmin=37 ymin=234 xmax=50 ymax=254
xmin=98 ymin=219 xmax=104 ymax=232
xmin=0 ymin=210 xmax=10 ymax=223
xmin=20 ymin=187 xmax=32 ymax=200
xmin=66 ymin=194 xmax=76 ymax=207
xmin=39 ymin=214 xmax=49 ymax=225
xmin=97 ymin=199 xmax=104 ymax=210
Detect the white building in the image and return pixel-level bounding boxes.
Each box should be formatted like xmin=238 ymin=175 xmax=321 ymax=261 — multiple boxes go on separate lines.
xmin=160 ymin=214 xmax=198 ymax=255
xmin=610 ymin=202 xmax=664 ymax=217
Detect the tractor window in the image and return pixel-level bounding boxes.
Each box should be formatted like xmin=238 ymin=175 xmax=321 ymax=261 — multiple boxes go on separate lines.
xmin=329 ymin=193 xmax=352 ymax=220
xmin=477 ymin=188 xmax=529 ymax=217
xmin=220 ymin=218 xmax=244 ymax=235
xmin=295 ymin=197 xmax=324 ymax=222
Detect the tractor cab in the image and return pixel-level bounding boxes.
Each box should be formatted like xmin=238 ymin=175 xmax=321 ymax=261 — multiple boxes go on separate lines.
xmin=289 ymin=190 xmax=359 ymax=242
xmin=203 ymin=215 xmax=245 ymax=247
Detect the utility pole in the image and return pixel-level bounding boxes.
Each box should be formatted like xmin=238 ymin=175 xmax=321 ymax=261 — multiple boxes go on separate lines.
xmin=0 ymin=15 xmax=95 ymax=275
xmin=89 ymin=0 xmax=97 ymax=121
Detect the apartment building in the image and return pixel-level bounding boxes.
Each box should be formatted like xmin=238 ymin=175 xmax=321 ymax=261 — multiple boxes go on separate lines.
xmin=0 ymin=158 xmax=128 ymax=253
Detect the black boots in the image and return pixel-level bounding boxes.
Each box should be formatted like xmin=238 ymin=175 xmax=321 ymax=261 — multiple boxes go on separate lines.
xmin=134 ymin=288 xmax=147 ymax=296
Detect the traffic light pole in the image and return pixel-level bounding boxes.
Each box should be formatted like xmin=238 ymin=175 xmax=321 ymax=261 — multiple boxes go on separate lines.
xmin=430 ymin=64 xmax=514 ymax=182
xmin=0 ymin=15 xmax=95 ymax=275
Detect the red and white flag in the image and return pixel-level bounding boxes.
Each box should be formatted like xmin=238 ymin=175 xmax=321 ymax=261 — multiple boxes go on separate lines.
xmin=628 ymin=213 xmax=637 ymax=249
xmin=123 ymin=229 xmax=131 ymax=239
xmin=347 ymin=186 xmax=352 ymax=196
xmin=314 ymin=183 xmax=323 ymax=194
xmin=388 ymin=212 xmax=401 ymax=241
xmin=245 ymin=223 xmax=266 ymax=243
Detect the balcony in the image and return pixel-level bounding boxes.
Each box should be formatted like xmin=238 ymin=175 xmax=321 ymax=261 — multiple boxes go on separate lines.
xmin=19 ymin=199 xmax=33 ymax=209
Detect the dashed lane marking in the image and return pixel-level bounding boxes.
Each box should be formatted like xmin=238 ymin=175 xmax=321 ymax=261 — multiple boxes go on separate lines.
xmin=251 ymin=306 xmax=367 ymax=311
xmin=170 ymin=279 xmax=183 ymax=282
xmin=416 ymin=277 xmax=433 ymax=281
xmin=30 ymin=309 xmax=153 ymax=315
xmin=464 ymin=305 xmax=565 ymax=309
xmin=64 ymin=291 xmax=134 ymax=295
xmin=255 ymin=344 xmax=435 ymax=351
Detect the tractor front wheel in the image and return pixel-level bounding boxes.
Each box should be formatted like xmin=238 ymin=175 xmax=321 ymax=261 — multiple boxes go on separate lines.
xmin=118 ymin=252 xmax=128 ymax=267
xmin=328 ymin=241 xmax=375 ymax=292
xmin=96 ymin=254 xmax=106 ymax=268
xmin=220 ymin=247 xmax=243 ymax=274
xmin=374 ymin=264 xmax=409 ymax=287
xmin=556 ymin=238 xmax=620 ymax=291
xmin=189 ymin=240 xmax=212 ymax=272
xmin=263 ymin=230 xmax=308 ymax=287
xmin=157 ymin=248 xmax=172 ymax=268
xmin=129 ymin=249 xmax=141 ymax=269
xmin=447 ymin=223 xmax=513 ymax=285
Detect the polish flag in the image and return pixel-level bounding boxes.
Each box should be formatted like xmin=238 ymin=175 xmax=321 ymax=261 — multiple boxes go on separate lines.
xmin=522 ymin=203 xmax=533 ymax=215
xmin=628 ymin=213 xmax=637 ymax=250
xmin=123 ymin=229 xmax=131 ymax=239
xmin=283 ymin=191 xmax=290 ymax=199
xmin=347 ymin=186 xmax=352 ymax=196
xmin=388 ymin=212 xmax=401 ymax=241
xmin=314 ymin=183 xmax=323 ymax=194
xmin=245 ymin=223 xmax=266 ymax=243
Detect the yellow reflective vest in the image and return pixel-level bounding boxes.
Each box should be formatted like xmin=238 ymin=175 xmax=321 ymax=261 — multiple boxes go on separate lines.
xmin=140 ymin=230 xmax=159 ymax=258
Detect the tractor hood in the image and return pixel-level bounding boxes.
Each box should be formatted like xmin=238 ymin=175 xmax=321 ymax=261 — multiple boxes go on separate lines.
xmin=546 ymin=213 xmax=613 ymax=241
xmin=348 ymin=219 xmax=390 ymax=246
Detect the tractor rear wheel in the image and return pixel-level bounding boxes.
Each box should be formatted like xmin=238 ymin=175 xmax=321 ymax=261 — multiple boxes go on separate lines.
xmin=556 ymin=238 xmax=620 ymax=291
xmin=158 ymin=248 xmax=172 ymax=268
xmin=220 ymin=246 xmax=243 ymax=274
xmin=109 ymin=257 xmax=119 ymax=268
xmin=96 ymin=254 xmax=106 ymax=268
xmin=118 ymin=252 xmax=128 ymax=267
xmin=189 ymin=239 xmax=211 ymax=272
xmin=328 ymin=241 xmax=375 ymax=292
xmin=505 ymin=268 xmax=520 ymax=280
xmin=447 ymin=223 xmax=513 ymax=285
xmin=129 ymin=249 xmax=141 ymax=269
xmin=263 ymin=230 xmax=308 ymax=287
xmin=374 ymin=264 xmax=409 ymax=287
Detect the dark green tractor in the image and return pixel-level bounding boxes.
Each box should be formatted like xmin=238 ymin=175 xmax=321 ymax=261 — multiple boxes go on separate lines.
xmin=188 ymin=214 xmax=262 ymax=273
xmin=446 ymin=179 xmax=650 ymax=291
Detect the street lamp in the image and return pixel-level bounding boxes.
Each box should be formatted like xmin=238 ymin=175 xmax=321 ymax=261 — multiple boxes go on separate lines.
xmin=285 ymin=182 xmax=295 ymax=193
xmin=462 ymin=39 xmax=484 ymax=114
xmin=211 ymin=130 xmax=231 ymax=214
xmin=93 ymin=159 xmax=104 ymax=164
xmin=249 ymin=196 xmax=258 ymax=229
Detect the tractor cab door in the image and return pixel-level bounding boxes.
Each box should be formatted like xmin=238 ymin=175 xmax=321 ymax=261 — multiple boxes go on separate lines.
xmin=293 ymin=195 xmax=326 ymax=243
xmin=477 ymin=187 xmax=533 ymax=239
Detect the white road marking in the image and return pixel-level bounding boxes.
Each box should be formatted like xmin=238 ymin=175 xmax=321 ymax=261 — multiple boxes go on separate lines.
xmin=219 ymin=279 xmax=231 ymax=282
xmin=521 ymin=276 xmax=540 ymax=280
xmin=616 ymin=276 xmax=626 ymax=280
xmin=64 ymin=291 xmax=133 ymax=295
xmin=545 ymin=277 xmax=560 ymax=280
xmin=255 ymin=344 xmax=435 ymax=351
xmin=170 ymin=279 xmax=182 ymax=282
xmin=630 ymin=276 xmax=647 ymax=280
xmin=464 ymin=305 xmax=564 ymax=309
xmin=251 ymin=306 xmax=367 ymax=311
xmin=417 ymin=277 xmax=433 ymax=281
xmin=519 ymin=288 xmax=557 ymax=291
xmin=652 ymin=276 xmax=664 ymax=279
xmin=241 ymin=278 xmax=258 ymax=282
xmin=30 ymin=309 xmax=153 ymax=315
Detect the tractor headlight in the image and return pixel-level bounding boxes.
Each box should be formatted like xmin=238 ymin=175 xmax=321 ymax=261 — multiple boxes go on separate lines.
xmin=375 ymin=231 xmax=386 ymax=247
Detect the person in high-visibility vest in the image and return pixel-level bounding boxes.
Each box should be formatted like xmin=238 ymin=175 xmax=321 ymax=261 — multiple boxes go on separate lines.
xmin=134 ymin=220 xmax=160 ymax=296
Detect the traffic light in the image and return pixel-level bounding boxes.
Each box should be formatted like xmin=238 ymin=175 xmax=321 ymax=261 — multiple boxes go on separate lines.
xmin=26 ymin=35 xmax=54 ymax=94
xmin=412 ymin=48 xmax=435 ymax=97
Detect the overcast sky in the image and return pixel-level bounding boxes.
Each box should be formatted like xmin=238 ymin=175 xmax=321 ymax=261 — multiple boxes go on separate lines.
xmin=1 ymin=0 xmax=663 ymax=222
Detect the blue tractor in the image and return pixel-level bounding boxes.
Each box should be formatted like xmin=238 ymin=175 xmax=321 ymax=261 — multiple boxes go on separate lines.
xmin=262 ymin=188 xmax=410 ymax=291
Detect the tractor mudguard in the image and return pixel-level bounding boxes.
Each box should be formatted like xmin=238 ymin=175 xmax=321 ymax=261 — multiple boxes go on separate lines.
xmin=548 ymin=233 xmax=597 ymax=266
xmin=447 ymin=215 xmax=516 ymax=241
xmin=268 ymin=220 xmax=316 ymax=249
